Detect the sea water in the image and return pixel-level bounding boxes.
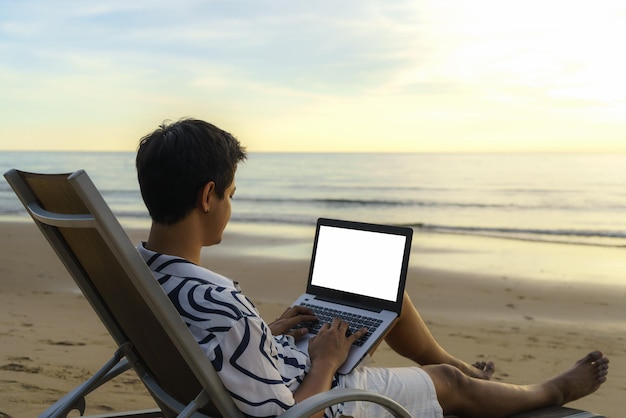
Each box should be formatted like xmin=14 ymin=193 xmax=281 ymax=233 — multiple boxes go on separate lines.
xmin=2 ymin=151 xmax=624 ymax=248
xmin=3 ymin=151 xmax=626 ymax=288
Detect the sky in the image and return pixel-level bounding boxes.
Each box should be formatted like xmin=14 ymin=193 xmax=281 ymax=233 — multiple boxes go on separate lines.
xmin=1 ymin=1 xmax=626 ymax=152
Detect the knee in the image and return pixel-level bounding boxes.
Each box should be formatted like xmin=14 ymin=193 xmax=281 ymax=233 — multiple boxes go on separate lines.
xmin=425 ymin=364 xmax=480 ymax=418
xmin=426 ymin=364 xmax=470 ymax=392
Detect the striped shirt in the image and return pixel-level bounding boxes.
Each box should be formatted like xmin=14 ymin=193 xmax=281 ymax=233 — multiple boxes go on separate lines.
xmin=137 ymin=244 xmax=342 ymax=417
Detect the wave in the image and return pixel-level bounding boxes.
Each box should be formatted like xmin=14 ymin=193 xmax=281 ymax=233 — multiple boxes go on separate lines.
xmin=231 ymin=214 xmax=318 ymax=226
xmin=2 ymin=198 xmax=623 ymax=248
xmin=228 ymin=214 xmax=626 ymax=248
xmin=409 ymin=223 xmax=626 ymax=248
xmin=236 ymin=196 xmax=562 ymax=210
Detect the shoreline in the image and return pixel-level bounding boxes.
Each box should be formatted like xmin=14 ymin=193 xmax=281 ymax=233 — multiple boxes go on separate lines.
xmin=0 ymin=221 xmax=624 ymax=417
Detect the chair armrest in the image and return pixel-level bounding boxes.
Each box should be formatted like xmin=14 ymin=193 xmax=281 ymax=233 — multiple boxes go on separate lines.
xmin=278 ymin=388 xmax=413 ymax=418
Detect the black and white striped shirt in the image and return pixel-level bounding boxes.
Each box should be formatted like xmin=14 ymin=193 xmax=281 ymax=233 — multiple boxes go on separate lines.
xmin=137 ymin=244 xmax=342 ymax=417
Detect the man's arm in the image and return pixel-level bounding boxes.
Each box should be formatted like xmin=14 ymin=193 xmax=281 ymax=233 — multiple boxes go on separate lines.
xmin=292 ymin=318 xmax=367 ymax=418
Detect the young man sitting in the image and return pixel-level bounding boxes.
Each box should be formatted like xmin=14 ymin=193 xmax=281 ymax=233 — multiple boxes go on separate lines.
xmin=135 ymin=118 xmax=609 ymax=418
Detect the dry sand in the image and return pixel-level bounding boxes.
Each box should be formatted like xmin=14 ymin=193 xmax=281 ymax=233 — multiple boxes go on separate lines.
xmin=0 ymin=221 xmax=624 ymax=417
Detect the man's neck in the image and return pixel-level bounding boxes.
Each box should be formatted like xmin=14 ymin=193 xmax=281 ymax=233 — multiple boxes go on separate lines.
xmin=145 ymin=219 xmax=203 ymax=265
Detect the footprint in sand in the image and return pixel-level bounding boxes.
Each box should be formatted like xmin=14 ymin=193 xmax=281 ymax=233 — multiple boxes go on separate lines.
xmin=7 ymin=356 xmax=32 ymax=362
xmin=41 ymin=339 xmax=86 ymax=346
xmin=0 ymin=363 xmax=41 ymax=374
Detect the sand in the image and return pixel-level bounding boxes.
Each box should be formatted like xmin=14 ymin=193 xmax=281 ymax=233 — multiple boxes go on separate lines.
xmin=0 ymin=221 xmax=624 ymax=417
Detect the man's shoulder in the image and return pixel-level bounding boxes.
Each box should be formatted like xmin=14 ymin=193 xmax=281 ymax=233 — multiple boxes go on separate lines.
xmin=159 ymin=268 xmax=252 ymax=324
xmin=136 ymin=243 xmax=237 ymax=290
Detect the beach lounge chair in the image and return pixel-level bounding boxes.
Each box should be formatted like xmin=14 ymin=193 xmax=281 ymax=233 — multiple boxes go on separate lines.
xmin=4 ymin=168 xmax=605 ymax=418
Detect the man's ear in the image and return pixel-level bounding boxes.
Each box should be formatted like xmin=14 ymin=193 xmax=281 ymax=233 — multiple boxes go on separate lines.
xmin=199 ymin=181 xmax=216 ymax=213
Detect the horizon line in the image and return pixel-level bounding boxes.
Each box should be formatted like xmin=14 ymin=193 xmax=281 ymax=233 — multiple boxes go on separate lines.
xmin=2 ymin=149 xmax=626 ymax=155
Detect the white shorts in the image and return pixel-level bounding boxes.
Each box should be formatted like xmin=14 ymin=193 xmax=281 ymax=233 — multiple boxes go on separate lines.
xmin=339 ymin=358 xmax=443 ymax=418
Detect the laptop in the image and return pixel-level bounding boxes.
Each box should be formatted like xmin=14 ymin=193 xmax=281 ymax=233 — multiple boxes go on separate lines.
xmin=292 ymin=218 xmax=413 ymax=374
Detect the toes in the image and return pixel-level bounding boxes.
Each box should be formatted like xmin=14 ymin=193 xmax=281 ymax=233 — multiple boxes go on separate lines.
xmin=591 ymin=356 xmax=609 ymax=369
xmin=472 ymin=360 xmax=495 ymax=372
xmin=593 ymin=357 xmax=609 ymax=383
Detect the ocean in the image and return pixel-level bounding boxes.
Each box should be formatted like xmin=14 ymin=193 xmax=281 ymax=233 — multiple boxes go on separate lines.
xmin=0 ymin=152 xmax=626 ymax=292
xmin=2 ymin=151 xmax=625 ymax=248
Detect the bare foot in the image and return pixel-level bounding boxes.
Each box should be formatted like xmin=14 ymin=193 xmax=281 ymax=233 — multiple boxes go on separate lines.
xmin=455 ymin=360 xmax=495 ymax=380
xmin=472 ymin=360 xmax=496 ymax=380
xmin=544 ymin=351 xmax=609 ymax=405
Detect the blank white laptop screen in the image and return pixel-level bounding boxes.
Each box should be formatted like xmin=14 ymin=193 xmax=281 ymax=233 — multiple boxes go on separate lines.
xmin=310 ymin=225 xmax=407 ymax=302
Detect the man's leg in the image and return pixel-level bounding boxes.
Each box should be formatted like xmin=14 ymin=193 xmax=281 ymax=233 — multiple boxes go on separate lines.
xmin=383 ymin=292 xmax=494 ymax=379
xmin=423 ymin=351 xmax=609 ymax=418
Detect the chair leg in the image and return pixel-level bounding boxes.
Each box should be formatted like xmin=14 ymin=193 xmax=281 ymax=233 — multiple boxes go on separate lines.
xmin=40 ymin=344 xmax=133 ymax=418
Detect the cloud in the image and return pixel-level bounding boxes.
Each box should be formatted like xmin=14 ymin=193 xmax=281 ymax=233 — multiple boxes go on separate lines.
xmin=1 ymin=0 xmax=626 ymax=151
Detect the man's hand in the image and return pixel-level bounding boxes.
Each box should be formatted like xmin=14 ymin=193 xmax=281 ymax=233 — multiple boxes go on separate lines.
xmin=268 ymin=306 xmax=317 ymax=338
xmin=307 ymin=318 xmax=368 ymax=371
xmin=292 ymin=318 xmax=368 ymax=418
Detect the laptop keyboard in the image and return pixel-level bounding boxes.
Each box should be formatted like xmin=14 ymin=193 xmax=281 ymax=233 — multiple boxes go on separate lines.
xmin=296 ymin=303 xmax=383 ymax=347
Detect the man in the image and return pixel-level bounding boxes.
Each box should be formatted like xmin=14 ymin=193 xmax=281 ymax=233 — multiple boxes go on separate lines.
xmin=136 ymin=118 xmax=608 ymax=418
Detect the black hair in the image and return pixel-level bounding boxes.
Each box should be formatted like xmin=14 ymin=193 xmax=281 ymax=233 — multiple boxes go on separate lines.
xmin=136 ymin=118 xmax=247 ymax=225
